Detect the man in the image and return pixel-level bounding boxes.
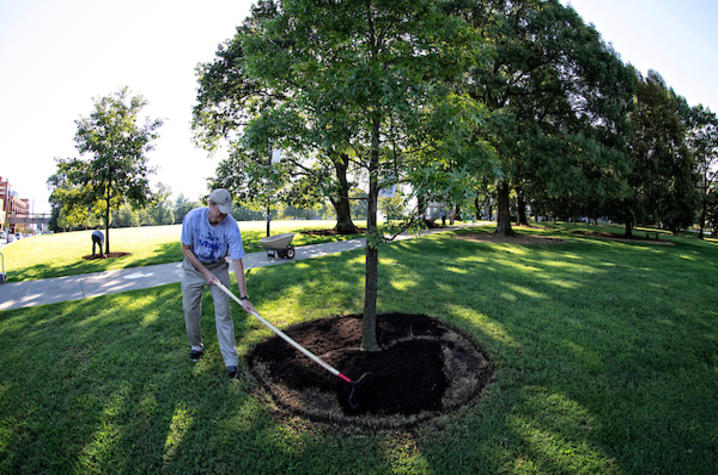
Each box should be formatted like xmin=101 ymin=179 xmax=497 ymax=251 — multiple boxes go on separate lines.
xmin=92 ymin=228 xmax=104 ymax=256
xmin=180 ymin=188 xmax=256 ymax=378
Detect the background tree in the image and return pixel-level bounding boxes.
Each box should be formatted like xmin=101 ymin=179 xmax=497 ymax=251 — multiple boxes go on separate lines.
xmin=193 ymin=1 xmax=360 ymax=233
xmin=687 ymin=105 xmax=718 ymax=239
xmin=48 ymin=87 xmax=162 ymax=251
xmin=174 ymin=194 xmax=200 ymax=224
xmin=620 ymin=71 xmax=698 ymax=236
xmin=144 ymin=183 xmax=175 ymax=226
xmin=447 ymin=0 xmax=634 ymax=234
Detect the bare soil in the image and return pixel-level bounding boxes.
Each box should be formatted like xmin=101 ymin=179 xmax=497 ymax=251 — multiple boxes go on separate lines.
xmin=248 ymin=313 xmax=492 ymax=429
xmin=82 ymin=252 xmax=131 ymax=260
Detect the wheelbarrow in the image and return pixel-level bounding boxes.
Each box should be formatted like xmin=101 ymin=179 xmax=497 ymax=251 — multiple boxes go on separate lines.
xmin=0 ymin=252 xmax=6 ymax=284
xmin=260 ymin=233 xmax=296 ymax=260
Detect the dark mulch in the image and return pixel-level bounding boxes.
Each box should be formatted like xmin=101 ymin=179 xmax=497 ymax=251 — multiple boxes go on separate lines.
xmin=82 ymin=252 xmax=131 ymax=260
xmin=248 ymin=313 xmax=492 ymax=429
xmin=300 ymin=228 xmax=366 ymax=236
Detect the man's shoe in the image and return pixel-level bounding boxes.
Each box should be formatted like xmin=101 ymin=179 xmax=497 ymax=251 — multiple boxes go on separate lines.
xmin=227 ymin=366 xmax=239 ymax=379
xmin=190 ymin=349 xmax=203 ymax=362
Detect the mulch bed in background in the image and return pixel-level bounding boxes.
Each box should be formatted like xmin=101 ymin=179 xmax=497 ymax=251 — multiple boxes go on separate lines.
xmin=248 ymin=313 xmax=491 ymax=429
xmin=570 ymin=230 xmax=675 ymax=245
xmin=453 ymin=233 xmax=564 ymax=245
xmin=82 ymin=252 xmax=131 ymax=260
xmin=300 ymin=228 xmax=366 ymax=236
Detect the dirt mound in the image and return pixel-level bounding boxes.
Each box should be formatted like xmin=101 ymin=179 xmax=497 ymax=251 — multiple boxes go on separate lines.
xmin=82 ymin=252 xmax=131 ymax=260
xmin=248 ymin=313 xmax=491 ymax=429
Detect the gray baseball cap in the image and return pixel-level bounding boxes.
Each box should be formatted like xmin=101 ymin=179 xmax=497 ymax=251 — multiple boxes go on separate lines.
xmin=209 ymin=188 xmax=233 ymax=214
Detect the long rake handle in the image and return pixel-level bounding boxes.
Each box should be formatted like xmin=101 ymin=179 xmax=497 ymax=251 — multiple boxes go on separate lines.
xmin=215 ymin=281 xmax=352 ymax=384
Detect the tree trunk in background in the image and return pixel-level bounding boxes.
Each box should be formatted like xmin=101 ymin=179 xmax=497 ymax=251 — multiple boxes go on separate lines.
xmin=496 ymin=181 xmax=514 ymax=236
xmin=624 ymin=216 xmax=633 ymax=238
xmin=333 ymin=154 xmax=358 ymax=234
xmin=517 ymin=192 xmax=528 ymax=225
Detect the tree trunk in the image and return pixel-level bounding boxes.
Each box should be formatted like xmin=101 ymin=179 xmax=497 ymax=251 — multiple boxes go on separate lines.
xmin=104 ymin=193 xmax=111 ymax=254
xmin=362 ymin=120 xmax=380 ymax=352
xmin=517 ymin=191 xmax=528 ymax=226
xmin=699 ymin=173 xmax=707 ymax=240
xmin=624 ymin=215 xmax=633 ymax=238
xmin=495 ymin=181 xmax=514 ymax=236
xmin=333 ymin=154 xmax=358 ymax=234
xmin=474 ymin=197 xmax=481 ymax=220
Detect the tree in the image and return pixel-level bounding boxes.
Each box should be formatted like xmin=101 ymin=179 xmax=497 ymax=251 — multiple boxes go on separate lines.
xmin=174 ymin=193 xmax=200 ymax=224
xmin=621 ymin=71 xmax=698 ymax=236
xmin=687 ymin=105 xmax=718 ymax=239
xmin=447 ymin=0 xmax=634 ymax=234
xmin=49 ymin=87 xmax=162 ymax=252
xmin=193 ymin=1 xmax=360 ymax=234
xmin=233 ymin=0 xmax=482 ymax=350
xmin=145 ymin=183 xmax=175 ymax=226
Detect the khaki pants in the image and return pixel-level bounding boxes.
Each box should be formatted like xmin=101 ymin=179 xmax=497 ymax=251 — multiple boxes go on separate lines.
xmin=181 ymin=258 xmax=238 ymax=367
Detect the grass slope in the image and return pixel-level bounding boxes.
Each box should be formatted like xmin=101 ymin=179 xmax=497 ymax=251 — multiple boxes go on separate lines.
xmin=1 ymin=224 xmax=716 ymax=473
xmin=1 ymin=220 xmax=364 ymax=282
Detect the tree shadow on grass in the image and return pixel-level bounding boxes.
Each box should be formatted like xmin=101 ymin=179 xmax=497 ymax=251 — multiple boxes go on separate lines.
xmin=2 ymin=232 xmax=717 ymax=472
xmin=379 ymin=234 xmax=718 ymax=473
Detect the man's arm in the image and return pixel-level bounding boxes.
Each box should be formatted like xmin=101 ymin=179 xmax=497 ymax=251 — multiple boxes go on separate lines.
xmin=181 ymin=243 xmax=216 ymax=285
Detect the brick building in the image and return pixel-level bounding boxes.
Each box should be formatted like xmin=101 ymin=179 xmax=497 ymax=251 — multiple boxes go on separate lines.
xmin=1 ymin=176 xmax=31 ymax=233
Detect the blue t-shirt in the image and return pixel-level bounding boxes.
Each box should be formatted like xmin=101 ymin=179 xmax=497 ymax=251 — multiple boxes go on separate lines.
xmin=181 ymin=207 xmax=245 ymax=263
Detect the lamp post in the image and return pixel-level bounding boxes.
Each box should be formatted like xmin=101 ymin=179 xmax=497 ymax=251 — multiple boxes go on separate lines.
xmin=267 ymin=146 xmax=282 ymax=237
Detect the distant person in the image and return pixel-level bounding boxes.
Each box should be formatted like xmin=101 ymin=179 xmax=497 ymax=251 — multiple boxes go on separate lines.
xmin=440 ymin=209 xmax=447 ymax=227
xmin=91 ymin=229 xmax=104 ymax=256
xmin=180 ymin=188 xmax=256 ymax=379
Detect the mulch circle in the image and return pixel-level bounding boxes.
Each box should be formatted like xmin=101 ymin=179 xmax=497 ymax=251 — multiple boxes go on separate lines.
xmin=81 ymin=252 xmax=131 ymax=260
xmin=248 ymin=313 xmax=492 ymax=429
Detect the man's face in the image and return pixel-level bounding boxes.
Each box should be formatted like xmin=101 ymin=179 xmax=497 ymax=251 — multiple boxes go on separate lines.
xmin=208 ymin=203 xmax=227 ymax=225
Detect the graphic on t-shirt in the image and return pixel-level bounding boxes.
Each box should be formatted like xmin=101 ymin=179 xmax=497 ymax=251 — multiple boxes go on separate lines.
xmin=196 ymin=231 xmax=225 ymax=262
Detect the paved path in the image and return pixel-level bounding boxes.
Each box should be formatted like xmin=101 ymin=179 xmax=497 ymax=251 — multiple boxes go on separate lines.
xmin=0 ymin=226 xmax=466 ymax=311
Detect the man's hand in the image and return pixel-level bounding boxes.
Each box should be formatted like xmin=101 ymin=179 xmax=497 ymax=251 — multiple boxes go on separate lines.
xmin=239 ymin=296 xmax=257 ymax=316
xmin=204 ymin=272 xmax=219 ymax=286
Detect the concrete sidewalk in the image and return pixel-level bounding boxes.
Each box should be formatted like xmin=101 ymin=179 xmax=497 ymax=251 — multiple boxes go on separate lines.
xmin=0 ymin=237 xmax=367 ymax=311
xmin=0 ymin=225 xmax=468 ymax=311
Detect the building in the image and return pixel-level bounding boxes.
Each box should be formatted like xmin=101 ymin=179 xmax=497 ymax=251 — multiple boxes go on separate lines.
xmin=1 ymin=176 xmax=31 ymax=233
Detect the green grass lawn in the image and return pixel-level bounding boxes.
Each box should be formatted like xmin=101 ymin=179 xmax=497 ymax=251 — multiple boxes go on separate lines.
xmin=1 ymin=224 xmax=717 ymax=472
xmin=1 ymin=220 xmax=365 ymax=282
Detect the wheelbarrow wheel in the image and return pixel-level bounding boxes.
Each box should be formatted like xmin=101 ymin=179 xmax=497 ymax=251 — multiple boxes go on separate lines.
xmin=286 ymin=246 xmax=295 ymax=259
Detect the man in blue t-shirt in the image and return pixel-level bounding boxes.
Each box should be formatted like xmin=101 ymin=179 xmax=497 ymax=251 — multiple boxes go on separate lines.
xmin=180 ymin=188 xmax=256 ymax=379
xmin=92 ymin=228 xmax=104 ymax=256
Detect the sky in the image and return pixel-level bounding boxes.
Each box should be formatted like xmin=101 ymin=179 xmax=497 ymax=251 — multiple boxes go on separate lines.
xmin=1 ymin=0 xmax=717 ymax=214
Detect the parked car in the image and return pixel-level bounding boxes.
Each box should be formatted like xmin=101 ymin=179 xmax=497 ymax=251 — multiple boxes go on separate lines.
xmin=6 ymin=233 xmax=14 ymax=243
xmin=15 ymin=233 xmax=22 ymax=240
xmin=0 ymin=231 xmax=6 ymax=240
